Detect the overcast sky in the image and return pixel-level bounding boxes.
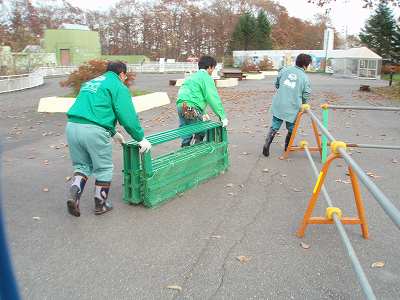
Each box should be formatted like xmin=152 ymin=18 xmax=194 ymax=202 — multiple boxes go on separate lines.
xmin=66 ymin=0 xmax=400 ymax=35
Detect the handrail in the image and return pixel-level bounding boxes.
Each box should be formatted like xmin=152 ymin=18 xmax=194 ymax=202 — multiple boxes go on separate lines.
xmin=325 ymin=104 xmax=400 ymax=111
xmin=303 ymin=144 xmax=376 ymax=300
xmin=306 ymin=109 xmax=400 ymax=230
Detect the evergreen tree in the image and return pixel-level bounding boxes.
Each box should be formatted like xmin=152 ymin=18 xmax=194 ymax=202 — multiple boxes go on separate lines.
xmin=255 ymin=10 xmax=272 ymax=50
xmin=392 ymin=25 xmax=400 ymax=63
xmin=359 ymin=3 xmax=397 ymax=60
xmin=230 ymin=12 xmax=257 ymax=50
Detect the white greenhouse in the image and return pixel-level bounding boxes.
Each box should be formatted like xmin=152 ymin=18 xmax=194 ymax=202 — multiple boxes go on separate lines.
xmin=233 ymin=47 xmax=382 ymax=79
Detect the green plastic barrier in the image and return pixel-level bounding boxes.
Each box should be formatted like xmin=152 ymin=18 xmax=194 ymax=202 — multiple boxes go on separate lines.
xmin=321 ymin=105 xmax=329 ymax=163
xmin=123 ymin=121 xmax=229 ymax=208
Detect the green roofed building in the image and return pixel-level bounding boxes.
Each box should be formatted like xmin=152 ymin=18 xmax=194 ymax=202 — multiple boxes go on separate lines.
xmin=44 ymin=24 xmax=150 ymax=66
xmin=44 ymin=24 xmax=101 ymax=66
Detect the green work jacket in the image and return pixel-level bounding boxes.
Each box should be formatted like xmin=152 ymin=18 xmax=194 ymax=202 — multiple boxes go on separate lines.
xmin=67 ymin=71 xmax=144 ymax=141
xmin=176 ymin=69 xmax=226 ymax=120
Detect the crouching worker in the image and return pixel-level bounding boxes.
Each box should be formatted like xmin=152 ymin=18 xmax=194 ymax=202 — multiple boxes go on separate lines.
xmin=176 ymin=55 xmax=228 ymax=147
xmin=263 ymin=53 xmax=312 ymax=157
xmin=65 ymin=61 xmax=151 ymax=217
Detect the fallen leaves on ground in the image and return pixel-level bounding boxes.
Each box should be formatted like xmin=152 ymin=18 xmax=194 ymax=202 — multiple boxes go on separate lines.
xmin=210 ymin=235 xmax=221 ymax=239
xmin=300 ymin=242 xmax=311 ymax=249
xmin=335 ymin=179 xmax=351 ymax=184
xmin=236 ymin=255 xmax=251 ymax=263
xmin=366 ymin=172 xmax=381 ymax=179
xmin=371 ymin=261 xmax=385 ymax=268
xmin=166 ymin=285 xmax=182 ymax=292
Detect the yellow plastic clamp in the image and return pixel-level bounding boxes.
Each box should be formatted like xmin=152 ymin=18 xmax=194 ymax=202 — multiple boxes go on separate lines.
xmin=299 ymin=140 xmax=308 ymax=148
xmin=301 ymin=104 xmax=310 ymax=112
xmin=326 ymin=207 xmax=342 ymax=220
xmin=321 ymin=103 xmax=329 ymax=110
xmin=330 ymin=140 xmax=347 ymax=154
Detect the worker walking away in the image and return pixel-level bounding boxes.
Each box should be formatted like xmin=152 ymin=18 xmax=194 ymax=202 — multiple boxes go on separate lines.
xmin=263 ymin=54 xmax=312 ymax=157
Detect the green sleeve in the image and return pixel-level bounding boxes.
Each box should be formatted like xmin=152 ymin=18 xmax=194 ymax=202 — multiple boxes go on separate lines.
xmin=203 ymin=76 xmax=226 ymax=120
xmin=302 ymin=76 xmax=311 ymax=104
xmin=113 ymin=86 xmax=145 ymax=141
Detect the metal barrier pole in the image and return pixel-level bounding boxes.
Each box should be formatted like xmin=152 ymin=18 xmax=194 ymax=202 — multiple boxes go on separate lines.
xmin=306 ymin=110 xmax=335 ymax=142
xmin=347 ymin=143 xmax=400 ymax=150
xmin=306 ymin=109 xmax=400 ymax=230
xmin=338 ymin=147 xmax=400 ymax=230
xmin=333 ymin=212 xmax=376 ymax=300
xmin=303 ymin=145 xmax=376 ymax=300
xmin=326 ymin=105 xmax=400 ymax=111
xmin=304 ymin=146 xmax=332 ymax=206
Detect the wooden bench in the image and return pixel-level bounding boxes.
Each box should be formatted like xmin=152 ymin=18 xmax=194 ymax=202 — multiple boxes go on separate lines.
xmin=222 ymin=71 xmax=246 ymax=81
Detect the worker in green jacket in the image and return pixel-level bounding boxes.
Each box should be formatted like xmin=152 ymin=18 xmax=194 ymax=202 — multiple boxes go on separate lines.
xmin=263 ymin=54 xmax=312 ymax=157
xmin=176 ymin=56 xmax=228 ymax=147
xmin=65 ymin=61 xmax=151 ymax=217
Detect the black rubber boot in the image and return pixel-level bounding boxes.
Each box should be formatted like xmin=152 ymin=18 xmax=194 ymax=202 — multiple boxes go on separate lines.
xmin=194 ymin=133 xmax=205 ymax=144
xmin=94 ymin=198 xmax=113 ymax=215
xmin=67 ymin=173 xmax=87 ymax=217
xmin=263 ymin=128 xmax=277 ymax=157
xmin=284 ymin=132 xmax=292 ymax=151
xmin=94 ymin=182 xmax=113 ymax=215
xmin=67 ymin=186 xmax=81 ymax=217
xmin=181 ymin=140 xmax=191 ymax=147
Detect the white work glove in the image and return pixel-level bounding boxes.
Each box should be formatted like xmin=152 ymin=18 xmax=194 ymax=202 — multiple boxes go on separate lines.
xmin=202 ymin=114 xmax=210 ymax=121
xmin=113 ymin=132 xmax=126 ymax=144
xmin=138 ymin=138 xmax=152 ymax=153
xmin=221 ymin=118 xmax=228 ymax=127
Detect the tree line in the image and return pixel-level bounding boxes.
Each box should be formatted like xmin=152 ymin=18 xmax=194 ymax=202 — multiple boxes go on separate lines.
xmin=1 ymin=0 xmax=398 ymax=62
xmin=1 ymin=0 xmax=336 ymax=60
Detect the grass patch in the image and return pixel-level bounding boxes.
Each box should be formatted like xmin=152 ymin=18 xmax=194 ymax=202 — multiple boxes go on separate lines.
xmin=381 ymin=73 xmax=400 ymax=81
xmin=372 ymin=85 xmax=400 ymax=100
xmin=132 ymin=89 xmax=150 ymax=96
xmin=63 ymin=89 xmax=151 ymax=98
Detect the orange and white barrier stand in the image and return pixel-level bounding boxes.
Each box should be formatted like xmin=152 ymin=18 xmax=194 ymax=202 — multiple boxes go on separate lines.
xmin=283 ymin=104 xmax=322 ymax=159
xmin=297 ymin=140 xmax=369 ymax=239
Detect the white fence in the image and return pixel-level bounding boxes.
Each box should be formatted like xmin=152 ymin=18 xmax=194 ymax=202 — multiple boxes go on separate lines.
xmin=127 ymin=62 xmax=198 ymax=73
xmin=0 ymin=62 xmax=199 ymax=93
xmin=38 ymin=66 xmax=78 ymax=77
xmin=0 ymin=70 xmax=44 ymax=94
xmin=0 ymin=66 xmax=77 ymax=94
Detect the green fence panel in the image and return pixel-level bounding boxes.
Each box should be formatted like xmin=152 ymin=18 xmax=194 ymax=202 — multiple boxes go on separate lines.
xmin=123 ymin=121 xmax=229 ymax=207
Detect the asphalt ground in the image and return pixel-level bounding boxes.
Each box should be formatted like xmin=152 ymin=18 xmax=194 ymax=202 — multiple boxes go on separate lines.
xmin=0 ymin=73 xmax=399 ymax=299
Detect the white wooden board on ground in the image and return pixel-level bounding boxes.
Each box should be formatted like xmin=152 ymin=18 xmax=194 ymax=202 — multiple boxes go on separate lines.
xmin=37 ymin=92 xmax=170 ymax=113
xmin=216 ymin=78 xmax=238 ymax=87
xmin=175 ymin=79 xmax=185 ymax=87
xmin=244 ymin=73 xmax=265 ymax=80
xmin=261 ymin=71 xmax=278 ymax=76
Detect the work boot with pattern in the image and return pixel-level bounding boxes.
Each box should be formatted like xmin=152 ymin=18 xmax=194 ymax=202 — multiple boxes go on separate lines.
xmin=262 ymin=128 xmax=277 ymax=157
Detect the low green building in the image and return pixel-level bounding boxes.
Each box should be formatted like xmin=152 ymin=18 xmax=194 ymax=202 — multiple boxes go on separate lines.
xmin=44 ymin=24 xmax=101 ymax=66
xmin=44 ymin=24 xmax=150 ymax=66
